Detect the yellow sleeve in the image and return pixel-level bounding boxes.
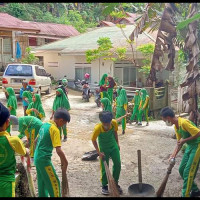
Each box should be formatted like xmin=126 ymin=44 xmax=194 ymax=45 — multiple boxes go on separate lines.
xmin=182 ymin=120 xmax=200 ymax=137
xmin=112 ymin=119 xmax=118 ymax=132
xmin=139 ymin=100 xmax=142 ymax=109
xmin=25 ymin=129 xmax=29 ymax=139
xmin=49 ymin=125 xmax=61 ymax=148
xmin=26 ymin=109 xmax=31 ymax=115
xmin=38 ymin=113 xmax=43 ymax=119
xmin=7 ymin=136 xmax=26 ymax=156
xmin=91 ymin=124 xmax=101 ymax=141
xmin=143 ymin=96 xmax=149 ymax=109
xmin=124 ymin=104 xmax=127 ymax=110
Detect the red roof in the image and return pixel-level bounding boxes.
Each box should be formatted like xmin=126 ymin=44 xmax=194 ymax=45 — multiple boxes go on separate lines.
xmin=0 ymin=13 xmax=39 ymax=32
xmin=100 ymin=21 xmax=115 ymax=27
xmin=24 ymin=21 xmax=80 ymax=37
xmin=115 ymin=17 xmax=135 ymax=24
xmin=126 ymin=12 xmax=140 ymax=19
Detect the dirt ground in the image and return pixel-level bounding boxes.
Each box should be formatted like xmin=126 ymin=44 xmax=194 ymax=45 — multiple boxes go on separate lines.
xmin=1 ymin=88 xmax=200 ymax=197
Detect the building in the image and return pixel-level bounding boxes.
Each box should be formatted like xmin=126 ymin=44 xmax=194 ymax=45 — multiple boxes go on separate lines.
xmin=98 ymin=21 xmax=115 ymax=27
xmin=33 ymin=25 xmax=174 ymax=87
xmin=0 ymin=13 xmax=79 ymax=69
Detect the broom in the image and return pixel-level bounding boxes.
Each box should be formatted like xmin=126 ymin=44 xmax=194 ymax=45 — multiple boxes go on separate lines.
xmin=21 ymin=156 xmax=36 ymax=197
xmin=62 ymin=170 xmax=70 ymax=197
xmin=102 ymin=157 xmax=120 ymax=197
xmin=156 ymin=148 xmax=179 ymax=197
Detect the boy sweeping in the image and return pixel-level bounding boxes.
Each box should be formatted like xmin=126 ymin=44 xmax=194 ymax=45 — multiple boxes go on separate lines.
xmin=0 ymin=102 xmax=29 ymax=197
xmin=160 ymin=107 xmax=200 ymax=197
xmin=91 ymin=111 xmax=122 ymax=195
xmin=34 ymin=108 xmax=70 ymax=197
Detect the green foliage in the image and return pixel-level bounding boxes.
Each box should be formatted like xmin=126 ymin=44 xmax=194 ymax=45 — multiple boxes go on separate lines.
xmin=85 ymin=37 xmax=128 ymax=63
xmin=22 ymin=47 xmax=39 ymax=64
xmin=136 ymin=44 xmax=155 ymax=77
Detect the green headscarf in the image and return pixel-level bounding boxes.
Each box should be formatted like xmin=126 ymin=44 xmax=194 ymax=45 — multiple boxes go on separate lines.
xmin=22 ymin=90 xmax=33 ymax=104
xmin=100 ymin=97 xmax=112 ymax=112
xmin=27 ymin=94 xmax=45 ymax=118
xmin=99 ymin=73 xmax=108 ymax=86
xmin=140 ymin=88 xmax=148 ymax=102
xmin=53 ymin=88 xmax=70 ymax=111
xmin=117 ymin=87 xmax=122 ymax=96
xmin=6 ymin=87 xmax=17 ymax=110
xmin=62 ymin=78 xmax=68 ymax=86
xmin=134 ymin=90 xmax=141 ymax=105
xmin=117 ymin=88 xmax=128 ymax=107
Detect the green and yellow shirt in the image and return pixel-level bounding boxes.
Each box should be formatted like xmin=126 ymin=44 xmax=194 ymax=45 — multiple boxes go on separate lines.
xmin=34 ymin=120 xmax=61 ymax=161
xmin=174 ymin=117 xmax=200 ymax=145
xmin=0 ymin=131 xmax=26 ymax=181
xmin=91 ymin=119 xmax=118 ymax=150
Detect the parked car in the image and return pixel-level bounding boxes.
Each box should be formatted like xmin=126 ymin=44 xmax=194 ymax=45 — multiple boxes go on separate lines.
xmin=2 ymin=64 xmax=52 ymax=95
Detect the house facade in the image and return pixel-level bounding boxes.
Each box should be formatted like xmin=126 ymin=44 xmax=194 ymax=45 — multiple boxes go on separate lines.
xmin=0 ymin=13 xmax=79 ymax=69
xmin=33 ymin=25 xmax=174 ymax=87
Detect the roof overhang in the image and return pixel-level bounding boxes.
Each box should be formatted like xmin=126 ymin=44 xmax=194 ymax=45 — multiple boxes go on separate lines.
xmin=0 ymin=27 xmax=40 ymax=33
xmin=27 ymin=34 xmax=63 ymax=40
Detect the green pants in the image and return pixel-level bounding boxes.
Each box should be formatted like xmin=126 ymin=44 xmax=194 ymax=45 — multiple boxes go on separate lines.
xmin=116 ymin=107 xmax=126 ymax=131
xmin=138 ymin=108 xmax=149 ymax=122
xmin=59 ymin=124 xmax=67 ymax=138
xmin=35 ymin=159 xmax=61 ymax=197
xmin=0 ymin=181 xmax=15 ymax=197
xmin=100 ymin=91 xmax=109 ymax=99
xmin=107 ymin=88 xmax=113 ymax=105
xmin=179 ymin=144 xmax=200 ymax=197
xmin=130 ymin=105 xmax=139 ymax=121
xmin=100 ymin=145 xmax=121 ymax=186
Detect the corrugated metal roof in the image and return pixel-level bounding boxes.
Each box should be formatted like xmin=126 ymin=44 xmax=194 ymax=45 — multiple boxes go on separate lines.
xmin=33 ymin=25 xmax=157 ymax=54
xmin=0 ymin=13 xmax=39 ymax=32
xmin=100 ymin=21 xmax=115 ymax=27
xmin=116 ymin=17 xmax=135 ymax=24
xmin=126 ymin=12 xmax=140 ymax=19
xmin=24 ymin=21 xmax=80 ymax=37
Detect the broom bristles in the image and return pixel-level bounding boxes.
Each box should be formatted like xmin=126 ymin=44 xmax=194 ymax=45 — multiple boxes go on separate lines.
xmin=103 ymin=160 xmax=120 ymax=197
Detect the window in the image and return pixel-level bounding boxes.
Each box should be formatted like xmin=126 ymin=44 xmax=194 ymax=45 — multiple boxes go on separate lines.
xmin=75 ymin=67 xmax=91 ymax=82
xmin=48 ymin=62 xmax=59 ymax=67
xmin=35 ymin=66 xmax=43 ymax=76
xmin=5 ymin=65 xmax=32 ymax=76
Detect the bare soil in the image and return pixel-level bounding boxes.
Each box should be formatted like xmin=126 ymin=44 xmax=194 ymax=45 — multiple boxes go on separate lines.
xmin=1 ymin=89 xmax=200 ymax=197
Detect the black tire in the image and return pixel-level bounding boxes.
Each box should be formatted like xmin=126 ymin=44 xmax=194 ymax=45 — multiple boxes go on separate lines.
xmin=46 ymin=86 xmax=52 ymax=94
xmin=37 ymin=88 xmax=41 ymax=96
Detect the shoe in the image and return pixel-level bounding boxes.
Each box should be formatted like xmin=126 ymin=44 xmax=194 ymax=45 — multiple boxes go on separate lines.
xmin=63 ymin=136 xmax=67 ymax=142
xmin=135 ymin=121 xmax=138 ymax=125
xmin=190 ymin=190 xmax=200 ymax=197
xmin=122 ymin=130 xmax=125 ymax=134
xmin=171 ymin=134 xmax=176 ymax=139
xmin=138 ymin=122 xmax=142 ymax=126
xmin=102 ymin=185 xmax=109 ymax=195
xmin=129 ymin=120 xmax=132 ymax=125
xmin=146 ymin=122 xmax=149 ymax=126
xmin=116 ymin=184 xmax=123 ymax=194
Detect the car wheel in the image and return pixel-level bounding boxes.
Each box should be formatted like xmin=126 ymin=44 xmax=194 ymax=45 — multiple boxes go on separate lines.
xmin=46 ymin=86 xmax=52 ymax=94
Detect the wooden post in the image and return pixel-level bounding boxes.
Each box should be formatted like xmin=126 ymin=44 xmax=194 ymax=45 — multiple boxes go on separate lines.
xmin=12 ymin=31 xmax=16 ymax=61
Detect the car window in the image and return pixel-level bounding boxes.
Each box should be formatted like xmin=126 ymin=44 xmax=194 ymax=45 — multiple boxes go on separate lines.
xmin=5 ymin=65 xmax=33 ymax=76
xmin=41 ymin=69 xmax=47 ymax=76
xmin=35 ymin=66 xmax=43 ymax=76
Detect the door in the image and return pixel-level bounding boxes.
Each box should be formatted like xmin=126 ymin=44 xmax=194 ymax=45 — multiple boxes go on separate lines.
xmin=114 ymin=67 xmax=123 ymax=85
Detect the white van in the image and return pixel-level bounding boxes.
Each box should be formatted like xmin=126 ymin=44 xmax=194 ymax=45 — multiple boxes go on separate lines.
xmin=2 ymin=64 xmax=52 ymax=95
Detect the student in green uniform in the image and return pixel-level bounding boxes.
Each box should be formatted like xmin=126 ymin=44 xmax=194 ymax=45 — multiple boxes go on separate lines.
xmin=22 ymin=90 xmax=33 ymax=106
xmin=5 ymin=87 xmax=17 ymax=134
xmin=101 ymin=97 xmax=112 ymax=112
xmin=138 ymin=88 xmax=150 ymax=126
xmin=106 ymin=76 xmax=116 ymax=105
xmin=99 ymin=73 xmax=109 ymax=99
xmin=130 ymin=90 xmax=141 ymax=124
xmin=160 ymin=107 xmax=200 ymax=197
xmin=115 ymin=88 xmax=128 ymax=134
xmin=91 ymin=111 xmax=122 ymax=195
xmin=0 ymin=102 xmax=29 ymax=197
xmin=51 ymin=88 xmax=70 ymax=142
xmin=26 ymin=94 xmax=45 ymax=120
xmin=34 ymin=108 xmax=70 ymax=197
xmin=10 ymin=115 xmax=43 ymax=159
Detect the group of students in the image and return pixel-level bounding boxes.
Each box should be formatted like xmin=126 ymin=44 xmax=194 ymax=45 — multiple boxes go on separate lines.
xmin=1 ymin=74 xmax=200 ymax=197
xmin=99 ymin=73 xmax=150 ymax=135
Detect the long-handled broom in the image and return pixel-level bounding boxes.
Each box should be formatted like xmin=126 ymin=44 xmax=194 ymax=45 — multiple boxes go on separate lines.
xmin=156 ymin=148 xmax=179 ymax=197
xmin=102 ymin=157 xmax=120 ymax=197
xmin=62 ymin=170 xmax=70 ymax=197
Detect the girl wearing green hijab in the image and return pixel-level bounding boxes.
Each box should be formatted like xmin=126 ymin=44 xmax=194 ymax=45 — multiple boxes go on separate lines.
xmin=130 ymin=90 xmax=141 ymax=124
xmin=26 ymin=94 xmax=45 ymax=120
xmin=138 ymin=88 xmax=150 ymax=126
xmin=115 ymin=88 xmax=128 ymax=134
xmin=101 ymin=97 xmax=112 ymax=112
xmin=5 ymin=87 xmax=17 ymax=133
xmin=99 ymin=73 xmax=109 ymax=99
xmin=107 ymin=76 xmax=116 ymax=105
xmin=22 ymin=90 xmax=33 ymax=105
xmin=51 ymin=88 xmax=70 ymax=142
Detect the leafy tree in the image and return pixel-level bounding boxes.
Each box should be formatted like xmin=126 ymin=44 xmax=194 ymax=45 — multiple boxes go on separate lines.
xmin=22 ymin=47 xmax=39 ymax=64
